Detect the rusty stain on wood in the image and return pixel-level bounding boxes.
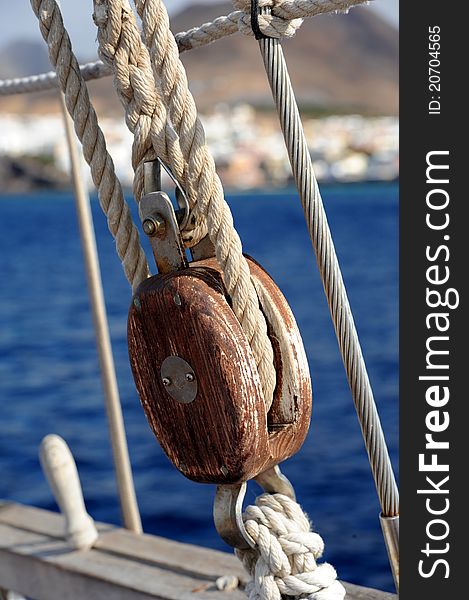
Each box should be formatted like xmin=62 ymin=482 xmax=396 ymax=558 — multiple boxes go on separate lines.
xmin=127 ymin=256 xmax=312 ymax=484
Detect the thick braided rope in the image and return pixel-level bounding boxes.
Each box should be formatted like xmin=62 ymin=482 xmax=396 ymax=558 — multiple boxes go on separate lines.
xmin=92 ymin=0 xmax=205 ymax=246
xmin=93 ymin=0 xmax=206 ymax=247
xmin=177 ymin=0 xmax=368 ymax=50
xmin=236 ymin=494 xmax=345 ymax=600
xmin=132 ymin=0 xmax=211 ymax=240
xmin=1 ymin=1 xmax=368 ymax=96
xmin=92 ymin=0 xmax=188 ymax=204
xmin=131 ymin=0 xmax=277 ymax=409
xmin=29 ymin=0 xmax=149 ymax=291
xmin=93 ymin=0 xmax=201 ymax=237
xmin=93 ymin=0 xmax=189 ymax=202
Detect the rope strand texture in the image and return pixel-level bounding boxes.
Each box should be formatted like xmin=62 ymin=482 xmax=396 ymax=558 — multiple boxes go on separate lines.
xmin=30 ymin=0 xmax=149 ymax=291
xmin=131 ymin=0 xmax=277 ymax=409
xmin=237 ymin=494 xmax=346 ymax=600
xmin=177 ymin=0 xmax=368 ymax=50
xmin=0 ymin=61 xmax=110 ymax=96
xmin=92 ymin=0 xmax=186 ymax=204
xmin=91 ymin=1 xmax=275 ymax=410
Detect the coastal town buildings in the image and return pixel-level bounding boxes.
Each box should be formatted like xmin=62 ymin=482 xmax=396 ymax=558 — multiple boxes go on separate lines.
xmin=0 ymin=104 xmax=398 ymax=191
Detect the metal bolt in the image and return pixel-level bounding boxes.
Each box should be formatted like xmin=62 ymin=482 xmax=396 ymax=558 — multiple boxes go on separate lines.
xmin=133 ymin=296 xmax=141 ymax=310
xmin=162 ymin=377 xmax=171 ymax=387
xmin=220 ymin=465 xmax=229 ymax=476
xmin=173 ymin=294 xmax=182 ymax=306
xmin=142 ymin=216 xmax=164 ymax=237
xmin=142 ymin=218 xmax=155 ymax=235
xmin=185 ymin=373 xmax=194 ymax=382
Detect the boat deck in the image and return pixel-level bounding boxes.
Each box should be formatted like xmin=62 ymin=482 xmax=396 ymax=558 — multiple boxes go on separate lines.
xmin=0 ymin=503 xmax=396 ymax=600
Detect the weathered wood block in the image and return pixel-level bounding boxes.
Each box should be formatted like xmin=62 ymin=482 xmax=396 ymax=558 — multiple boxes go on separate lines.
xmin=128 ymin=256 xmax=311 ymax=484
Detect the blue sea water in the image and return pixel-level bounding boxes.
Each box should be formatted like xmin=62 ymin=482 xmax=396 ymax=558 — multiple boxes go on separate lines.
xmin=0 ymin=183 xmax=398 ymax=592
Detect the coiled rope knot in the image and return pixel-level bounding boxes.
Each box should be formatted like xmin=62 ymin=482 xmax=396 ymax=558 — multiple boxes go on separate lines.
xmin=233 ymin=0 xmax=304 ymax=39
xmin=236 ymin=494 xmax=346 ymax=600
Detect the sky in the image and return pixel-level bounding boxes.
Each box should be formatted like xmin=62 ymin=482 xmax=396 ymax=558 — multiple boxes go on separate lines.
xmin=1 ymin=0 xmax=398 ymax=59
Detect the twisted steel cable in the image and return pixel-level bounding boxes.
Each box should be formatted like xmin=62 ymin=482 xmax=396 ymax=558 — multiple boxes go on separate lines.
xmin=258 ymin=19 xmax=399 ymax=519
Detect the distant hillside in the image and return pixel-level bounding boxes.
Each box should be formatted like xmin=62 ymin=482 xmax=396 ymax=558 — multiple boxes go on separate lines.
xmin=173 ymin=2 xmax=398 ymax=114
xmin=0 ymin=2 xmax=397 ymax=116
xmin=0 ymin=39 xmax=52 ymax=79
xmin=0 ymin=38 xmax=121 ymax=117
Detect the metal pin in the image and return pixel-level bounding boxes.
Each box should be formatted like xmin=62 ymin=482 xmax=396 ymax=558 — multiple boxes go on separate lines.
xmin=142 ymin=216 xmax=164 ymax=237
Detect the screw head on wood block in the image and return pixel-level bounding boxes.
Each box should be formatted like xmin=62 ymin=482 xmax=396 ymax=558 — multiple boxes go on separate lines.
xmin=128 ymin=257 xmax=312 ymax=484
xmin=160 ymin=356 xmax=197 ymax=404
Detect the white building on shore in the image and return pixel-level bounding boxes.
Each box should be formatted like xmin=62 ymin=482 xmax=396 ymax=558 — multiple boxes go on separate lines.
xmin=0 ymin=107 xmax=398 ymax=190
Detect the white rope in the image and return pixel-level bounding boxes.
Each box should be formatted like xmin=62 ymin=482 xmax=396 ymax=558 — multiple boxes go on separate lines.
xmin=30 ymin=0 xmax=149 ymax=291
xmin=0 ymin=61 xmax=110 ymax=95
xmin=170 ymin=0 xmax=369 ymax=50
xmin=237 ymin=494 xmax=345 ymax=600
xmin=92 ymin=0 xmax=179 ymax=204
xmin=175 ymin=7 xmax=300 ymax=53
xmin=27 ymin=0 xmax=146 ymax=535
xmin=1 ymin=0 xmax=368 ymax=96
xmin=92 ymin=0 xmax=277 ymax=409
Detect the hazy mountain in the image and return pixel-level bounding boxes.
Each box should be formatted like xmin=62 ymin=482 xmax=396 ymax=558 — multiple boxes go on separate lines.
xmin=0 ymin=39 xmax=51 ymax=79
xmin=173 ymin=2 xmax=398 ymax=114
xmin=0 ymin=0 xmax=398 ymax=59
xmin=0 ymin=2 xmax=397 ymax=115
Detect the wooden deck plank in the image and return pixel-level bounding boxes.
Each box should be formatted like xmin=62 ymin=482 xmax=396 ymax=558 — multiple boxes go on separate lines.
xmin=0 ymin=503 xmax=247 ymax=581
xmin=0 ymin=522 xmax=231 ymax=600
xmin=0 ymin=503 xmax=396 ymax=600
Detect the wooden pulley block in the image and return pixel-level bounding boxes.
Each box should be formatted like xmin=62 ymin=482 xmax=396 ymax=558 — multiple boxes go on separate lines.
xmin=127 ymin=171 xmax=311 ymax=485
